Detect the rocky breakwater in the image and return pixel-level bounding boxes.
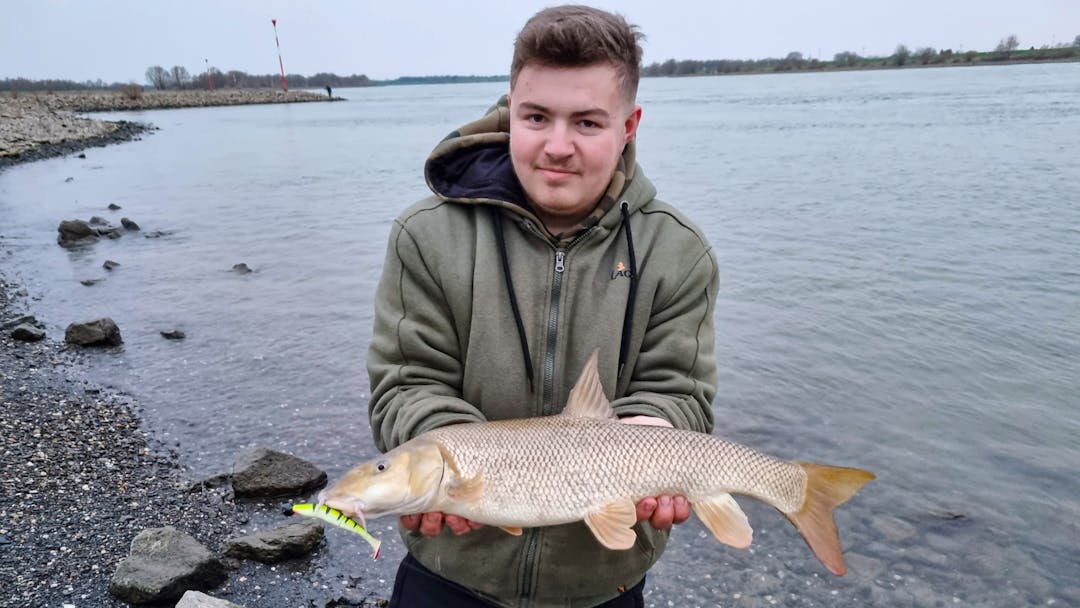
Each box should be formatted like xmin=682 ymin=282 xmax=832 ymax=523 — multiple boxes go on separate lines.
xmin=0 ymin=94 xmax=140 ymax=165
xmin=0 ymin=88 xmax=332 ymax=168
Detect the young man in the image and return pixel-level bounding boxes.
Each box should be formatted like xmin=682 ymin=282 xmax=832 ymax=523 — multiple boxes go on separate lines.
xmin=367 ymin=5 xmax=719 ymax=607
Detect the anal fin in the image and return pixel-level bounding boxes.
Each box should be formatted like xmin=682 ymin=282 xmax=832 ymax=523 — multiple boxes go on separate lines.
xmin=692 ymin=493 xmax=753 ymax=548
xmin=499 ymin=526 xmax=523 ymax=536
xmin=584 ymin=500 xmax=638 ymax=550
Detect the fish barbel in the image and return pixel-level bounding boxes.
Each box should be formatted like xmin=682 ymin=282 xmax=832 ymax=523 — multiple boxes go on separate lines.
xmin=322 ymin=352 xmax=874 ymax=575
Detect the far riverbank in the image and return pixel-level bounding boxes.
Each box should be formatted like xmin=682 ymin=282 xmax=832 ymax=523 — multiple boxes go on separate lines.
xmin=0 ymin=88 xmax=335 ymax=169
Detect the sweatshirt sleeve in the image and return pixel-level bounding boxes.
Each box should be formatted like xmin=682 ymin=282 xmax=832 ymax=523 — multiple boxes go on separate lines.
xmin=610 ymin=246 xmax=719 ymax=434
xmin=367 ymin=219 xmax=486 ymax=453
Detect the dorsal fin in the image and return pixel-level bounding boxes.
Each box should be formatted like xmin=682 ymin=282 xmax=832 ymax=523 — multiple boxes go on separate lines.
xmin=562 ymin=351 xmax=616 ymax=420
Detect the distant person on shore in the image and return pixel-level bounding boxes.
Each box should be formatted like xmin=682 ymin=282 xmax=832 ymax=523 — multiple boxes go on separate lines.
xmin=366 ymin=5 xmax=719 ymax=607
xmin=325 ymin=85 xmax=332 ymax=98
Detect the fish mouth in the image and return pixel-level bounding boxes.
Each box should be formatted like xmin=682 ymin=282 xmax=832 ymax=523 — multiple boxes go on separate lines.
xmin=317 ymin=491 xmax=369 ymax=528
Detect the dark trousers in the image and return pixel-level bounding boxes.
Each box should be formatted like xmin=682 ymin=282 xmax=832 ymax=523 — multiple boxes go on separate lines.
xmin=388 ymin=553 xmax=645 ymax=608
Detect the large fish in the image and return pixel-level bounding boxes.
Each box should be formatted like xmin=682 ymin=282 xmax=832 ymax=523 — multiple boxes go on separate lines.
xmin=322 ymin=352 xmax=874 ymax=575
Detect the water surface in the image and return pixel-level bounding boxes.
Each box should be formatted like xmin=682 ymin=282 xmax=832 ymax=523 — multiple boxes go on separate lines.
xmin=2 ymin=64 xmax=1078 ymax=605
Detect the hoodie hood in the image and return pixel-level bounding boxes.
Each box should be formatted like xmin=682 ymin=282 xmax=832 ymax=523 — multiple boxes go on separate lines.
xmin=424 ymin=95 xmax=647 ymax=234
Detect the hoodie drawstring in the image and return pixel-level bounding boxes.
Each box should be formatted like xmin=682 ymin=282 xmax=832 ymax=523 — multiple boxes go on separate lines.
xmin=490 ymin=208 xmax=536 ymax=392
xmin=617 ymin=201 xmax=639 ymax=379
xmin=489 ymin=203 xmax=639 ymax=392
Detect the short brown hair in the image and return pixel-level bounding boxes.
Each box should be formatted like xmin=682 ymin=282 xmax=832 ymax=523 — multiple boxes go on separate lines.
xmin=510 ymin=5 xmax=644 ymax=104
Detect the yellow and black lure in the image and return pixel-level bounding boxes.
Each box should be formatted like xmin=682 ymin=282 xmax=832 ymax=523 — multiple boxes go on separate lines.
xmin=292 ymin=503 xmax=381 ymax=559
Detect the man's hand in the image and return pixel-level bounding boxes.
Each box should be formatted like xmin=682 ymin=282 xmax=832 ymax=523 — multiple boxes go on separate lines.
xmin=620 ymin=415 xmax=692 ymax=530
xmin=634 ymin=494 xmax=691 ymax=529
xmin=400 ymin=512 xmax=484 ymax=537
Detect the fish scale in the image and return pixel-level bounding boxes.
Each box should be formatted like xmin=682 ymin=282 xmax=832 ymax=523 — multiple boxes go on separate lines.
xmin=425 ymin=416 xmax=807 ymax=525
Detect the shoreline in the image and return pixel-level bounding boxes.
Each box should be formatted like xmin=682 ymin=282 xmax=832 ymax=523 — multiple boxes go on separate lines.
xmin=0 ymin=89 xmax=377 ymax=606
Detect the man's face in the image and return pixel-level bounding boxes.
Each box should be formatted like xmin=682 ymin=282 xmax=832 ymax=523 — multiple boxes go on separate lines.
xmin=508 ymin=62 xmax=642 ymax=234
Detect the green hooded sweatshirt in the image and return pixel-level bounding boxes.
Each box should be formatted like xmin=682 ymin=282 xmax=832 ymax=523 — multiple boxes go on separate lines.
xmin=367 ymin=97 xmax=719 ymax=607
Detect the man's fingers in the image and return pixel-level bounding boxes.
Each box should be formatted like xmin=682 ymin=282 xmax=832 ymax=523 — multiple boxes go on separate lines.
xmin=635 ymin=497 xmax=657 ymax=522
xmin=418 ymin=512 xmax=444 ymax=537
xmin=400 ymin=514 xmax=421 ymax=531
xmin=650 ymin=495 xmax=675 ymax=529
xmin=672 ymin=495 xmax=691 ymax=524
xmin=444 ymin=514 xmax=473 ymax=535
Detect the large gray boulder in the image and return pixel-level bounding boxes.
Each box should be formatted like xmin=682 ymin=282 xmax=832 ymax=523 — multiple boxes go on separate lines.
xmin=223 ymin=520 xmax=323 ymax=563
xmin=176 ymin=591 xmax=245 ymax=607
xmin=231 ymin=447 xmax=326 ymax=498
xmin=110 ymin=527 xmax=227 ymax=605
xmin=64 ymin=318 xmax=122 ymax=346
xmin=57 ymin=219 xmax=99 ymax=247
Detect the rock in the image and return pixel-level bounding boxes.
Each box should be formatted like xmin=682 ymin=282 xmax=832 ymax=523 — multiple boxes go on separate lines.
xmin=121 ymin=217 xmax=140 ymax=230
xmin=89 ymin=216 xmax=108 ymax=226
xmin=176 ymin=591 xmax=245 ymax=608
xmin=223 ymin=520 xmax=323 ymax=563
xmin=11 ymin=323 xmax=45 ymax=342
xmin=64 ymin=318 xmax=123 ymax=346
xmin=1 ymin=314 xmax=38 ymax=331
xmin=57 ymin=219 xmax=99 ymax=247
xmin=64 ymin=176 xmax=75 ymax=182
xmin=109 ymin=527 xmax=227 ymax=605
xmin=103 ymin=260 xmax=120 ymax=270
xmin=231 ymin=263 xmax=252 ymax=274
xmin=98 ymin=226 xmax=124 ymax=239
xmin=161 ymin=329 xmax=187 ymax=340
xmin=77 ymin=152 xmax=86 ymax=158
xmin=144 ymin=230 xmax=174 ymax=239
xmin=108 ymin=203 xmax=122 ymax=210
xmin=80 ymin=278 xmax=103 ymax=286
xmin=231 ymin=447 xmax=326 ymax=498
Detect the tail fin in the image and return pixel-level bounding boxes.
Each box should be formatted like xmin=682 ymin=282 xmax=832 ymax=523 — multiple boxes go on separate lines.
xmin=784 ymin=462 xmax=875 ymax=576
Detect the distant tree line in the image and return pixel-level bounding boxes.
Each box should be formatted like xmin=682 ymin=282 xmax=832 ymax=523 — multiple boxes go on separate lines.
xmin=643 ymin=34 xmax=1080 ymax=77
xmin=142 ymin=65 xmax=374 ymax=90
xmin=3 ymin=34 xmax=1078 ymax=92
xmin=379 ymin=75 xmax=508 ymax=86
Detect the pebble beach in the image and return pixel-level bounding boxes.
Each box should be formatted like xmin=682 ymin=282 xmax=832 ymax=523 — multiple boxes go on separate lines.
xmin=0 ymin=88 xmax=374 ymax=607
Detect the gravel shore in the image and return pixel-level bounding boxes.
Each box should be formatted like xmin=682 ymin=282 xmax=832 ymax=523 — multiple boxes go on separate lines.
xmin=0 ymin=89 xmax=372 ymax=607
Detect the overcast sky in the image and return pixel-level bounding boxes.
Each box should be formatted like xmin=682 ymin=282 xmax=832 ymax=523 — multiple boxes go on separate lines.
xmin=4 ymin=0 xmax=1079 ymax=83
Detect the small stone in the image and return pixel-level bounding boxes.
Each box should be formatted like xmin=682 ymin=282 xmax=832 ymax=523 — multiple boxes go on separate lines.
xmin=161 ymin=329 xmax=186 ymax=340
xmin=231 ymin=263 xmax=252 ymax=274
xmin=108 ymin=203 xmax=122 ymax=210
xmin=11 ymin=323 xmax=46 ymax=342
xmin=103 ymin=260 xmax=120 ymax=270
xmin=120 ymin=217 xmax=140 ymax=230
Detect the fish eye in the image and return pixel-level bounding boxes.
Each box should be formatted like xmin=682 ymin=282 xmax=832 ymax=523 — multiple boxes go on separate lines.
xmin=375 ymin=459 xmax=390 ymax=473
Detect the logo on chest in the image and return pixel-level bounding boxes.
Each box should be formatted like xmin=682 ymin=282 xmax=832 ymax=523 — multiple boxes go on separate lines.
xmin=611 ymin=261 xmax=634 ymax=280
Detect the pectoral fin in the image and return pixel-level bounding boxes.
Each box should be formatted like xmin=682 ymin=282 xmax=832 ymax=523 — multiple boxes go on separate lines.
xmin=446 ymin=473 xmax=484 ymax=501
xmin=499 ymin=526 xmax=523 ymax=536
xmin=692 ymin=493 xmax=753 ymax=548
xmin=438 ymin=443 xmax=484 ymax=502
xmin=584 ymin=500 xmax=638 ymax=550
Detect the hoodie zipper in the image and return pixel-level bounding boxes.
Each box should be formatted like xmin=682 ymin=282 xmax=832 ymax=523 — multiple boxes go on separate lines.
xmin=542 ymin=249 xmax=565 ymax=416
xmin=517 ymin=226 xmax=593 ymax=602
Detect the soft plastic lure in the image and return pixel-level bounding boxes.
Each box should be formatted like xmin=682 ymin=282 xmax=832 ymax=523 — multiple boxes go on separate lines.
xmin=292 ymin=503 xmax=381 ymax=559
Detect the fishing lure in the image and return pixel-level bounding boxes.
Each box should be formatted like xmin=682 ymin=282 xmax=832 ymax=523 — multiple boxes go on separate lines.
xmin=292 ymin=503 xmax=381 ymax=559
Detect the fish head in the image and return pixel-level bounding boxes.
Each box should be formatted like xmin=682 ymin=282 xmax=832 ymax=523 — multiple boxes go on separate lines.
xmin=319 ymin=440 xmax=445 ymax=521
